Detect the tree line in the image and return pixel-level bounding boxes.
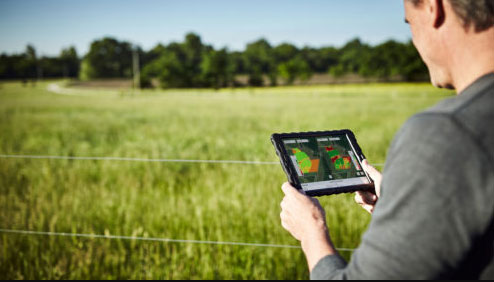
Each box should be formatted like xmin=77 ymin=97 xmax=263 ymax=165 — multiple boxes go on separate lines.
xmin=0 ymin=33 xmax=429 ymax=88
xmin=0 ymin=46 xmax=79 ymax=82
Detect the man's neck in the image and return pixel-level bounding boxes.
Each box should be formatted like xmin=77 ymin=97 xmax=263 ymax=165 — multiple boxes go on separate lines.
xmin=449 ymin=28 xmax=494 ymax=94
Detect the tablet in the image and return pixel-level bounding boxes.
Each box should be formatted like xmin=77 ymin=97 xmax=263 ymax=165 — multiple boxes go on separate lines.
xmin=271 ymin=130 xmax=375 ymax=197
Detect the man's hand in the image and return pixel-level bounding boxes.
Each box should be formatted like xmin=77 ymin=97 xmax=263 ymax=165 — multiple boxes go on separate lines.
xmin=280 ymin=182 xmax=336 ymax=271
xmin=355 ymin=160 xmax=383 ymax=214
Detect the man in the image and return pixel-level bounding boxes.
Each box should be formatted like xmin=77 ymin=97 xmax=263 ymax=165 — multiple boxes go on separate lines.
xmin=280 ymin=0 xmax=494 ymax=279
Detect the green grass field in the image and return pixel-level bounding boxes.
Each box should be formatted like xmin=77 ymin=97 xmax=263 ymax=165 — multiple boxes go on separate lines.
xmin=0 ymin=81 xmax=453 ymax=279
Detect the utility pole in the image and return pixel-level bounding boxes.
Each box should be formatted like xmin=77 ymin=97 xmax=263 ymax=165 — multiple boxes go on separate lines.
xmin=132 ymin=46 xmax=141 ymax=92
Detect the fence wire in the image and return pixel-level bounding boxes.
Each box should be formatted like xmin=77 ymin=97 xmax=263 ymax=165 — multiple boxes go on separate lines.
xmin=1 ymin=154 xmax=371 ymax=253
xmin=0 ymin=154 xmax=384 ymax=167
xmin=0 ymin=229 xmax=356 ymax=252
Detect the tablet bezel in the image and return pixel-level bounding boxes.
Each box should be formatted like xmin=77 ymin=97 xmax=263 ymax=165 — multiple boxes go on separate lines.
xmin=271 ymin=130 xmax=375 ymax=197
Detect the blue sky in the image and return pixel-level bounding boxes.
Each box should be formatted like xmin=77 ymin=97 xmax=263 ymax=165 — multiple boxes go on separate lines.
xmin=0 ymin=0 xmax=411 ymax=56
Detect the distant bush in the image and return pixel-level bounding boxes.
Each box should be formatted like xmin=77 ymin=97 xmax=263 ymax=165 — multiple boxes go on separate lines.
xmin=278 ymin=57 xmax=313 ymax=85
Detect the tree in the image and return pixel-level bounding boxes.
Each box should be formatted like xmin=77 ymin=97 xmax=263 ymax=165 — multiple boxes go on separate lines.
xmin=182 ymin=33 xmax=209 ymax=86
xmin=244 ymin=39 xmax=276 ymax=86
xmin=142 ymin=33 xmax=212 ymax=89
xmin=273 ymin=43 xmax=299 ymax=64
xmin=0 ymin=54 xmax=25 ymax=79
xmin=140 ymin=45 xmax=166 ymax=88
xmin=142 ymin=44 xmax=166 ymax=66
xmin=0 ymin=54 xmax=7 ymax=78
xmin=1 ymin=46 xmax=79 ymax=80
xmin=79 ymin=59 xmax=96 ymax=81
xmin=156 ymin=51 xmax=188 ymax=88
xmin=278 ymin=57 xmax=313 ymax=85
xmin=60 ymin=47 xmax=80 ymax=78
xmin=328 ymin=38 xmax=371 ymax=77
xmin=201 ymin=48 xmax=234 ymax=89
xmin=1 ymin=35 xmax=430 ymax=86
xmin=24 ymin=45 xmax=38 ymax=80
xmin=80 ymin=37 xmax=133 ymax=79
xmin=357 ymin=40 xmax=403 ymax=79
xmin=38 ymin=57 xmax=63 ymax=78
xmin=230 ymin=51 xmax=246 ymax=74
xmin=312 ymin=47 xmax=339 ymax=73
xmin=399 ymin=41 xmax=429 ymax=81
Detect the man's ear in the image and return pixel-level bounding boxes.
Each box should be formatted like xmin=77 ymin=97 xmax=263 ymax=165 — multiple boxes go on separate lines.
xmin=432 ymin=0 xmax=446 ymax=28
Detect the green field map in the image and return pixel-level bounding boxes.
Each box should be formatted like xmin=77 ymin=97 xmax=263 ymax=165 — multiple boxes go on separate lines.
xmin=283 ymin=135 xmax=364 ymax=184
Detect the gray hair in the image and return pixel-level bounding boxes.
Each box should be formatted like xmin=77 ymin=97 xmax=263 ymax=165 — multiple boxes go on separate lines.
xmin=408 ymin=0 xmax=494 ymax=31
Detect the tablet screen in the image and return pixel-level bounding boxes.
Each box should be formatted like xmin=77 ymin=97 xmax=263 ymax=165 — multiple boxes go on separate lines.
xmin=282 ymin=134 xmax=371 ymax=192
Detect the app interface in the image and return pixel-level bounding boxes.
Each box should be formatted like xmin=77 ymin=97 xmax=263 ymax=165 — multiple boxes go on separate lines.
xmin=282 ymin=134 xmax=370 ymax=191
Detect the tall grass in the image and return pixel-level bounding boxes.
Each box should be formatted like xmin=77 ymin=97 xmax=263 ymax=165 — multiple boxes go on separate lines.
xmin=0 ymin=81 xmax=453 ymax=279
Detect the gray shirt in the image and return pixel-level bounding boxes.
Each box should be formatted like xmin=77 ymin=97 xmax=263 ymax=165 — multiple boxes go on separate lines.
xmin=311 ymin=73 xmax=494 ymax=280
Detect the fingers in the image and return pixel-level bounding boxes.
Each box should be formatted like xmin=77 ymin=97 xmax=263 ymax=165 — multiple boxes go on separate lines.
xmin=310 ymin=197 xmax=322 ymax=206
xmin=281 ymin=182 xmax=304 ymax=198
xmin=280 ymin=210 xmax=290 ymax=230
xmin=354 ymin=192 xmax=375 ymax=215
xmin=355 ymin=191 xmax=377 ymax=205
xmin=280 ymin=199 xmax=294 ymax=234
xmin=281 ymin=182 xmax=293 ymax=195
xmin=363 ymin=205 xmax=374 ymax=214
xmin=362 ymin=160 xmax=381 ymax=182
xmin=280 ymin=197 xmax=290 ymax=212
xmin=362 ymin=160 xmax=381 ymax=180
xmin=362 ymin=160 xmax=383 ymax=197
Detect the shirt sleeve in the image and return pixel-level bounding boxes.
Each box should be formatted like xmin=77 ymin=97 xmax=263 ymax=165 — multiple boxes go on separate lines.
xmin=310 ymin=113 xmax=493 ymax=279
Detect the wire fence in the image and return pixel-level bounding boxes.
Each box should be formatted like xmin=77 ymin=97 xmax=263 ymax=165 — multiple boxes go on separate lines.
xmin=0 ymin=83 xmax=381 ymax=277
xmin=0 ymin=154 xmax=372 ymax=253
xmin=0 ymin=154 xmax=385 ymax=167
xmin=0 ymin=229 xmax=356 ymax=252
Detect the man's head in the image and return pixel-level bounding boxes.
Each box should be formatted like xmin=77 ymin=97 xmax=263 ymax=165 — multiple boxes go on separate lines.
xmin=404 ymin=0 xmax=494 ymax=90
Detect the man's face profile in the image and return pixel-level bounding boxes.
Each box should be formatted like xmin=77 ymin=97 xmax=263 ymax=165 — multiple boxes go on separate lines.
xmin=404 ymin=0 xmax=455 ymax=90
